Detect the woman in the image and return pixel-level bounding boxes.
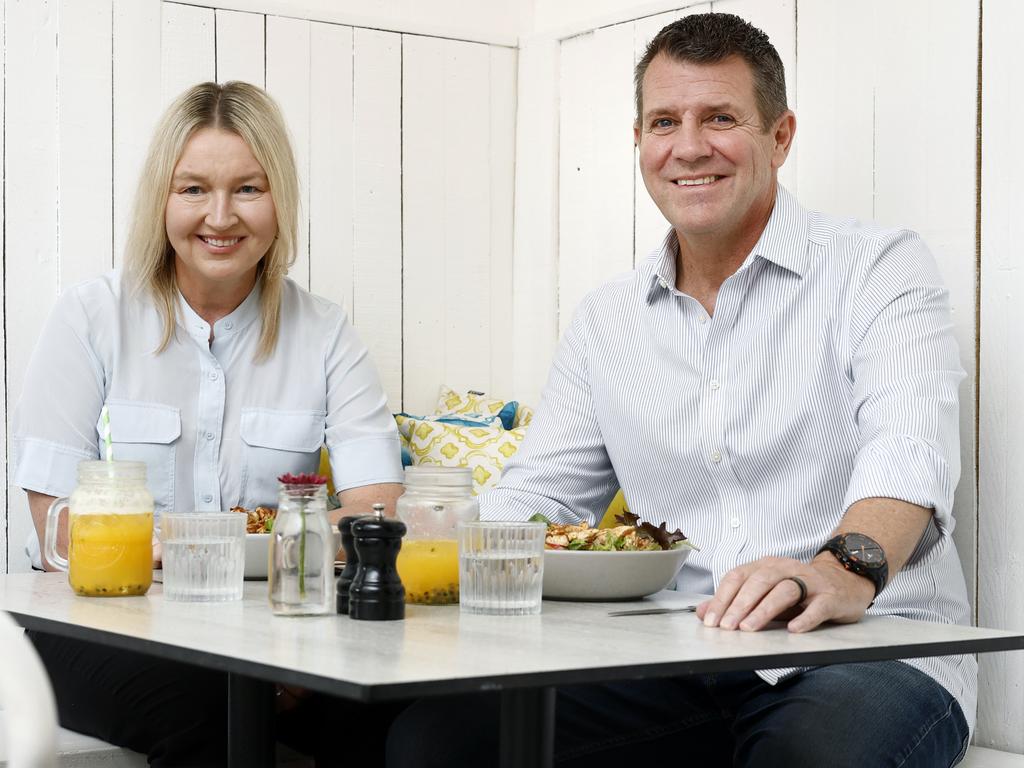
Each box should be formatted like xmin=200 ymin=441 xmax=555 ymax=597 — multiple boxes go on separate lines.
xmin=11 ymin=82 xmax=405 ymax=766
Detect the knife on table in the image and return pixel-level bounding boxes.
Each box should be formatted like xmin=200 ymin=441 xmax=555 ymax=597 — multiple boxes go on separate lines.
xmin=607 ymin=605 xmax=697 ymax=617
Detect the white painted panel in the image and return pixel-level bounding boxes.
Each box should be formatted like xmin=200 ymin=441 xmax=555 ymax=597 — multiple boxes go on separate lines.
xmin=352 ymin=28 xmax=403 ymax=409
xmin=58 ymin=0 xmax=114 ymax=289
xmin=558 ymin=24 xmax=634 ymax=336
xmin=511 ymin=36 xmax=560 ymax=407
xmin=793 ymin=0 xmax=873 ymax=221
xmin=632 ymin=5 xmax=712 ymax=257
xmin=309 ymin=22 xmax=353 ymax=313
xmin=979 ymin=0 xmax=1024 ymax=752
xmin=6 ymin=0 xmax=59 ymax=572
xmin=113 ymin=0 xmax=162 ymax=267
xmin=712 ymin=0 xmax=796 ymax=192
xmin=487 ymin=46 xmax=518 ymax=401
xmin=170 ymin=0 xmax=521 ymax=45
xmin=215 ymin=8 xmax=265 ymax=86
xmin=0 ymin=0 xmax=7 ymax=572
xmin=161 ymin=2 xmax=215 ymax=102
xmin=534 ymin=0 xmax=718 ymax=36
xmin=401 ymin=36 xmax=448 ymax=414
xmin=265 ymin=16 xmax=311 ymax=290
xmin=871 ymin=0 xmax=978 ymax=617
xmin=403 ymin=37 xmax=495 ymax=414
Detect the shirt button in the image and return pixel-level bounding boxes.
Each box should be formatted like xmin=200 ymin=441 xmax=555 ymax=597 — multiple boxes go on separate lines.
xmin=208 ymin=371 xmax=219 ymax=381
xmin=202 ymin=494 xmax=213 ymax=503
xmin=709 ymin=379 xmax=720 ymax=390
xmin=658 ymin=277 xmax=669 ymax=289
xmin=730 ymin=517 xmax=740 ymax=529
xmin=223 ymin=321 xmax=233 ymax=330
xmin=698 ymin=315 xmax=708 ymax=325
xmin=710 ymin=450 xmax=722 ymax=464
xmin=205 ymin=431 xmax=215 ymax=441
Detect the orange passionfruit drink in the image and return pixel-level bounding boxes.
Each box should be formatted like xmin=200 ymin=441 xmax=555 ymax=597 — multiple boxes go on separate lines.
xmin=396 ymin=539 xmax=460 ymax=605
xmin=69 ymin=511 xmax=154 ymax=597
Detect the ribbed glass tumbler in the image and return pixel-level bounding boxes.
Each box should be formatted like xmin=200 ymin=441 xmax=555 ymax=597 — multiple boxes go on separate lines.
xmin=457 ymin=521 xmax=545 ymax=615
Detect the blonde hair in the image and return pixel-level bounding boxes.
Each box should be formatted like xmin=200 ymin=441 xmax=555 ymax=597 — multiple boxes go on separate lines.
xmin=124 ymin=81 xmax=299 ymax=360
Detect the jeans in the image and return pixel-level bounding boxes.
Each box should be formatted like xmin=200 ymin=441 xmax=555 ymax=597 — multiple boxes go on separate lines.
xmin=386 ymin=660 xmax=969 ymax=767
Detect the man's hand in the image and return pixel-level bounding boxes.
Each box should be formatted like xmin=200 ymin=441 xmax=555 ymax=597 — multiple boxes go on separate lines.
xmin=695 ymin=554 xmax=875 ymax=633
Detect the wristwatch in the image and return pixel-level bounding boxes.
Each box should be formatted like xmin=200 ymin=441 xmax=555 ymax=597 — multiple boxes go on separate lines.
xmin=817 ymin=533 xmax=889 ymax=600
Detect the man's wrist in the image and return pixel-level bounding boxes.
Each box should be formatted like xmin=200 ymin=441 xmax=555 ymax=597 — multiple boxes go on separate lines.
xmin=812 ymin=552 xmax=876 ymax=603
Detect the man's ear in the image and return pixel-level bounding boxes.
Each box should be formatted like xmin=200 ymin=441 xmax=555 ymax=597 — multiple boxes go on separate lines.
xmin=634 ymin=121 xmax=641 ymax=147
xmin=771 ymin=110 xmax=796 ymax=168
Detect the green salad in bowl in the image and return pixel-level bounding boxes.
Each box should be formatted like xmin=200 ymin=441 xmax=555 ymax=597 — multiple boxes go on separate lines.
xmin=532 ymin=511 xmax=697 ymax=601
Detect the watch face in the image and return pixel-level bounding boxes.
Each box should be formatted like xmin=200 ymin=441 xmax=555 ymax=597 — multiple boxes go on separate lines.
xmin=845 ymin=533 xmax=885 ymax=565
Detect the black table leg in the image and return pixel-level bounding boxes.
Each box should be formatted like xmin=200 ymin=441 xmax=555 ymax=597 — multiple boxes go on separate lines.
xmin=227 ymin=673 xmax=276 ymax=768
xmin=499 ymin=686 xmax=555 ymax=768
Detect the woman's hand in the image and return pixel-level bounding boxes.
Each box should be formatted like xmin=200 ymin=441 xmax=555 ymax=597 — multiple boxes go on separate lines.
xmin=695 ymin=555 xmax=875 ymax=633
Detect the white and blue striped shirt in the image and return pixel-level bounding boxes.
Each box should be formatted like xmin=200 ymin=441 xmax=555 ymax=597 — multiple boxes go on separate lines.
xmin=481 ymin=185 xmax=976 ymax=732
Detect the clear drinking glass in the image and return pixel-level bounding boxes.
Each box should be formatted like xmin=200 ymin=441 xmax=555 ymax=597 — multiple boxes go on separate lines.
xmin=269 ymin=483 xmax=333 ymax=615
xmin=457 ymin=521 xmax=546 ymax=615
xmin=158 ymin=512 xmax=245 ymax=602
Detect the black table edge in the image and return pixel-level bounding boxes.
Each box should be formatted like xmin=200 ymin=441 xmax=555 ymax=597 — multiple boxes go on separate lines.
xmin=11 ymin=609 xmax=1024 ymax=703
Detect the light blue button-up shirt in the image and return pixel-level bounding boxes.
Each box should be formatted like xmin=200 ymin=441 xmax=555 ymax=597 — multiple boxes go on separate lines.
xmin=481 ymin=186 xmax=977 ymax=732
xmin=14 ymin=271 xmax=403 ymax=566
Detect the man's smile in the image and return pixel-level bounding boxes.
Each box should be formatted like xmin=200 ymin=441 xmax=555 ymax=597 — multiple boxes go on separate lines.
xmin=674 ymin=175 xmax=723 ymax=186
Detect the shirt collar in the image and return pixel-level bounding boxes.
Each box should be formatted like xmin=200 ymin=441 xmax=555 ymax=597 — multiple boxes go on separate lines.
xmin=177 ymin=281 xmax=262 ymax=343
xmin=644 ymin=184 xmax=810 ymax=302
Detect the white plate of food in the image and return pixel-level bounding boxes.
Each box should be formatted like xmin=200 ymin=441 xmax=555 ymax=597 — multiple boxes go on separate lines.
xmin=539 ymin=515 xmax=694 ymax=601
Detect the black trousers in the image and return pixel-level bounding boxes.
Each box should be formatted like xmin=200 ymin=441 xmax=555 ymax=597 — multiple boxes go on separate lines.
xmin=28 ymin=631 xmax=409 ymax=767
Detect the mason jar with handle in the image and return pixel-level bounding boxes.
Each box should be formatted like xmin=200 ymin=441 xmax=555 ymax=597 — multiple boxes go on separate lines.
xmin=395 ymin=466 xmax=479 ymax=605
xmin=44 ymin=460 xmax=154 ymax=597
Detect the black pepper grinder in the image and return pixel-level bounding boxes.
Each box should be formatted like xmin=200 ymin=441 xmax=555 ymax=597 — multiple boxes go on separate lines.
xmin=349 ymin=503 xmax=407 ymax=621
xmin=335 ymin=515 xmax=364 ymax=614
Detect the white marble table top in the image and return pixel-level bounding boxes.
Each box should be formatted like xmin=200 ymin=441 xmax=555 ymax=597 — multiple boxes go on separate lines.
xmin=3 ymin=573 xmax=1022 ymax=701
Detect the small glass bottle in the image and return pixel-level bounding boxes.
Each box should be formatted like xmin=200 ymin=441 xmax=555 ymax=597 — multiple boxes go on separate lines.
xmin=269 ymin=480 xmax=333 ymax=615
xmin=395 ymin=466 xmax=479 ymax=605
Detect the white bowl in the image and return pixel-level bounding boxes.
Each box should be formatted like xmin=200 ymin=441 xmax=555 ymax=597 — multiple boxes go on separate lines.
xmin=245 ymin=530 xmax=342 ymax=580
xmin=541 ymin=545 xmax=692 ymax=601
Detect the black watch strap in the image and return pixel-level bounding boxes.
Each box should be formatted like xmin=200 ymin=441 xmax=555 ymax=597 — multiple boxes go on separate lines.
xmin=817 ymin=533 xmax=888 ymax=600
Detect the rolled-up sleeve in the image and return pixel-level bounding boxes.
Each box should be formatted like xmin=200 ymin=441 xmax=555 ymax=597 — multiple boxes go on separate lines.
xmin=842 ymin=231 xmax=964 ymax=532
xmin=12 ymin=290 xmax=105 ymax=497
xmin=323 ymin=312 xmax=404 ymax=490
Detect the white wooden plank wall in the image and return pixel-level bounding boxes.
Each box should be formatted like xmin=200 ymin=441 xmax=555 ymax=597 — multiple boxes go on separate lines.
xmin=215 ymin=9 xmax=265 ymax=85
xmin=5 ymin=0 xmax=61 ymax=579
xmin=266 ymin=16 xmax=311 ymax=290
xmin=351 ymin=29 xmax=403 ymax=408
xmin=1 ymin=3 xmax=516 ymax=569
xmin=0 ymin=0 xmax=6 ymax=573
xmin=113 ymin=0 xmax=163 ymax=267
xmin=309 ymin=23 xmax=353 ymax=314
xmin=979 ymin=0 xmax=1024 ymax=753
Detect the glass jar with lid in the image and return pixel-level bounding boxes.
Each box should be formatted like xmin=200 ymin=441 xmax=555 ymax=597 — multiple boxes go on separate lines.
xmin=44 ymin=460 xmax=154 ymax=597
xmin=395 ymin=466 xmax=478 ymax=605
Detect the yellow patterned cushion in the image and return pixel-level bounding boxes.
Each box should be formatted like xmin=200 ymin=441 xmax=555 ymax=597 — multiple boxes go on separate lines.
xmin=435 ymin=386 xmax=511 ymax=419
xmin=404 ymin=416 xmax=527 ymax=495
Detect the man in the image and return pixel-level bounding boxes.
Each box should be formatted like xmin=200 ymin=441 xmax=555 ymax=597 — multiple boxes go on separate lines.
xmin=388 ymin=13 xmax=973 ymax=767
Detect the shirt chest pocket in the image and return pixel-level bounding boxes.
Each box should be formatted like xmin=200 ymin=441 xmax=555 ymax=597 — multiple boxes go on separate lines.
xmin=99 ymin=400 xmax=180 ymax=514
xmin=239 ymin=408 xmax=326 ymax=506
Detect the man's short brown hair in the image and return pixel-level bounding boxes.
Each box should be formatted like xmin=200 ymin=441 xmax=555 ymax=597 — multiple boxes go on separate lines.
xmin=634 ymin=13 xmax=787 ymax=130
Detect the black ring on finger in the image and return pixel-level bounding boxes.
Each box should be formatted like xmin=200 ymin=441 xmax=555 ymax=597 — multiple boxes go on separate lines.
xmin=784 ymin=576 xmax=808 ymax=605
